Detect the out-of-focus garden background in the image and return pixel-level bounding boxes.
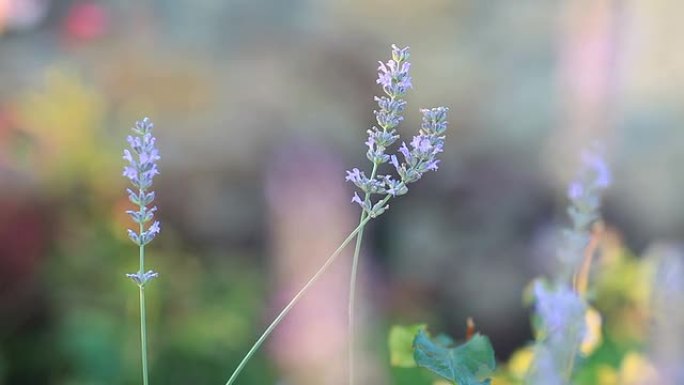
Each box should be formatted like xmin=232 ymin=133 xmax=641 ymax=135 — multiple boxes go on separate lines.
xmin=1 ymin=1 xmax=684 ymax=384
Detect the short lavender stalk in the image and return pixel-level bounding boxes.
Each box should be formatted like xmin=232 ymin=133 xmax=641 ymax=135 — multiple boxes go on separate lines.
xmin=123 ymin=118 xmax=161 ymax=385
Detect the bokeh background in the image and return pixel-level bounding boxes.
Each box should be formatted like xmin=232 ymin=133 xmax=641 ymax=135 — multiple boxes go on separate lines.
xmin=1 ymin=1 xmax=684 ymax=384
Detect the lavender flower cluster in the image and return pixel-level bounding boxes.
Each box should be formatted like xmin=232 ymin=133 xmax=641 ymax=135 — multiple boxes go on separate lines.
xmin=346 ymin=45 xmax=448 ymax=217
xmin=529 ymin=145 xmax=611 ymax=384
xmin=558 ymin=145 xmax=611 ymax=267
xmin=529 ymin=282 xmax=587 ymax=385
xmin=123 ymin=117 xmax=161 ymax=286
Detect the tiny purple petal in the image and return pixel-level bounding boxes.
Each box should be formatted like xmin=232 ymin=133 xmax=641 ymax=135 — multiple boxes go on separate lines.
xmin=123 ymin=166 xmax=138 ymax=181
xmin=567 ymin=182 xmax=584 ymax=200
xmin=351 ymin=192 xmax=363 ymax=205
xmin=127 ymin=229 xmax=140 ymax=245
xmin=390 ymin=155 xmax=400 ymax=170
xmin=148 ymin=221 xmax=161 ymax=235
xmin=399 ymin=143 xmax=410 ymax=159
xmin=424 ymin=159 xmax=440 ymax=171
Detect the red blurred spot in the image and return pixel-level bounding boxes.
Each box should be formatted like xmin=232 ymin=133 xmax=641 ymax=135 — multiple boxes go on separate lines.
xmin=0 ymin=199 xmax=51 ymax=294
xmin=63 ymin=1 xmax=108 ymax=42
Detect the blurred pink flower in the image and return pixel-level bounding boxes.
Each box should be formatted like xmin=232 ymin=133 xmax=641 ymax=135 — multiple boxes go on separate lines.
xmin=63 ymin=1 xmax=108 ymax=42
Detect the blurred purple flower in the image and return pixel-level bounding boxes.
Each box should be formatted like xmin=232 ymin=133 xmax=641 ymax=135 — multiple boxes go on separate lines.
xmin=529 ymin=281 xmax=588 ymax=385
xmin=581 ymin=147 xmax=611 ymax=188
xmin=560 ymin=144 xmax=610 ymax=266
xmin=567 ymin=182 xmax=584 ymax=201
xmin=534 ymin=282 xmax=586 ymax=338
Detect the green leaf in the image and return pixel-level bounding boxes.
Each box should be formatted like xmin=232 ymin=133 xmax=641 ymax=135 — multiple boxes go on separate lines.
xmin=389 ymin=324 xmax=426 ymax=367
xmin=413 ymin=329 xmax=496 ymax=385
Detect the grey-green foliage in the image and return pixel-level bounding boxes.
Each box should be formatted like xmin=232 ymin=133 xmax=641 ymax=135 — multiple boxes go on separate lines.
xmin=413 ymin=329 xmax=496 ymax=385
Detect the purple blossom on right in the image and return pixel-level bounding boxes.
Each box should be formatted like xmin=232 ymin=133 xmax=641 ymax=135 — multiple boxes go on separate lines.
xmin=558 ymin=144 xmax=611 ymax=267
xmin=528 ymin=144 xmax=611 ymax=384
xmin=346 ymin=45 xmax=448 ymax=218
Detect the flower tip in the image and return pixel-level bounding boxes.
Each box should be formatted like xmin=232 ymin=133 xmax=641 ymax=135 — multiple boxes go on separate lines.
xmin=567 ymin=182 xmax=584 ymax=200
xmin=390 ymin=44 xmax=410 ymax=62
xmin=134 ymin=117 xmax=154 ymax=133
xmin=149 ymin=221 xmax=161 ymax=234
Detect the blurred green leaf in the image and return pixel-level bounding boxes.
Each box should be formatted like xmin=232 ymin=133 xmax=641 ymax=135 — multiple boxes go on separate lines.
xmin=389 ymin=324 xmax=426 ymax=367
xmin=413 ymin=329 xmax=496 ymax=385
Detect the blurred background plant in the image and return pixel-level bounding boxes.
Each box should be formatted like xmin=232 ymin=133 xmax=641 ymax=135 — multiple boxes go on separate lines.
xmin=1 ymin=1 xmax=684 ymax=384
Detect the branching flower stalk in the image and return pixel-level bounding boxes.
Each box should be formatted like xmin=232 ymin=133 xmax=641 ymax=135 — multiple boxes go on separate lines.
xmin=346 ymin=45 xmax=447 ymax=385
xmin=528 ymin=145 xmax=610 ymax=385
xmin=223 ymin=45 xmax=448 ymax=385
xmin=123 ymin=117 xmax=161 ymax=385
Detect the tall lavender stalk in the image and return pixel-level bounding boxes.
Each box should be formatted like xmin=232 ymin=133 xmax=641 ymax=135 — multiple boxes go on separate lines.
xmin=223 ymin=45 xmax=448 ymax=385
xmin=123 ymin=117 xmax=161 ymax=385
xmin=346 ymin=45 xmax=447 ymax=385
xmin=528 ymin=145 xmax=610 ymax=385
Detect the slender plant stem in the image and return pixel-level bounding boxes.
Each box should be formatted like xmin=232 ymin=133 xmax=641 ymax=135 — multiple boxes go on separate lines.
xmin=348 ymin=162 xmax=380 ymax=385
xmin=138 ymin=222 xmax=150 ymax=385
xmin=572 ymin=221 xmax=603 ymax=297
xmin=224 ymin=216 xmax=373 ymax=385
xmin=347 ymin=210 xmax=366 ymax=385
xmin=564 ymin=222 xmax=604 ymax=383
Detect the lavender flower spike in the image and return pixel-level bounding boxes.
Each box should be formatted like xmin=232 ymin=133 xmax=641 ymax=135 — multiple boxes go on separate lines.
xmin=366 ymin=44 xmax=411 ymax=167
xmin=558 ymin=144 xmax=610 ymax=267
xmin=346 ymin=45 xmax=449 ymax=219
xmin=528 ymin=145 xmax=610 ymax=385
xmin=391 ymin=107 xmax=448 ymax=185
xmin=124 ymin=117 xmax=161 ymax=285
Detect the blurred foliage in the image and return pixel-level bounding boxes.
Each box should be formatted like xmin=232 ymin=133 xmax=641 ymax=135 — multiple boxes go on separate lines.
xmin=388 ymin=324 xmax=425 ymax=368
xmin=388 ymin=325 xmax=496 ymax=385
xmin=13 ymin=67 xmax=112 ymax=191
xmin=413 ymin=330 xmax=495 ymax=385
xmin=490 ymin=230 xmax=663 ymax=385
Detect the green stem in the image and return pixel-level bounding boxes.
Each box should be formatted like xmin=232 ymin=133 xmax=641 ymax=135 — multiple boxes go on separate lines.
xmin=224 ymin=216 xmax=373 ymax=385
xmin=348 ymin=163 xmax=381 ymax=385
xmin=348 ymin=210 xmax=366 ymax=385
xmin=564 ymin=347 xmax=576 ymax=384
xmin=139 ymin=223 xmax=150 ymax=385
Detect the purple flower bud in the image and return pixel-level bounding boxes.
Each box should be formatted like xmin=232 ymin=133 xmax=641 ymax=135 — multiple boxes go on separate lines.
xmin=148 ymin=220 xmax=160 ymax=235
xmin=581 ymin=148 xmax=611 ymax=188
xmin=351 ymin=192 xmax=363 ymax=205
xmin=391 ymin=44 xmax=410 ymax=62
xmin=345 ymin=168 xmax=363 ymax=184
xmin=376 ymin=46 xmax=413 ymax=98
xmin=567 ymin=182 xmax=584 ymax=201
xmin=127 ymin=229 xmax=140 ymax=245
xmin=398 ymin=143 xmax=411 ymax=159
xmin=390 ymin=155 xmax=400 ymax=170
xmin=420 ymin=107 xmax=449 ymax=135
xmin=562 ymin=144 xmax=610 ymax=265
xmin=534 ymin=282 xmax=586 ymax=337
